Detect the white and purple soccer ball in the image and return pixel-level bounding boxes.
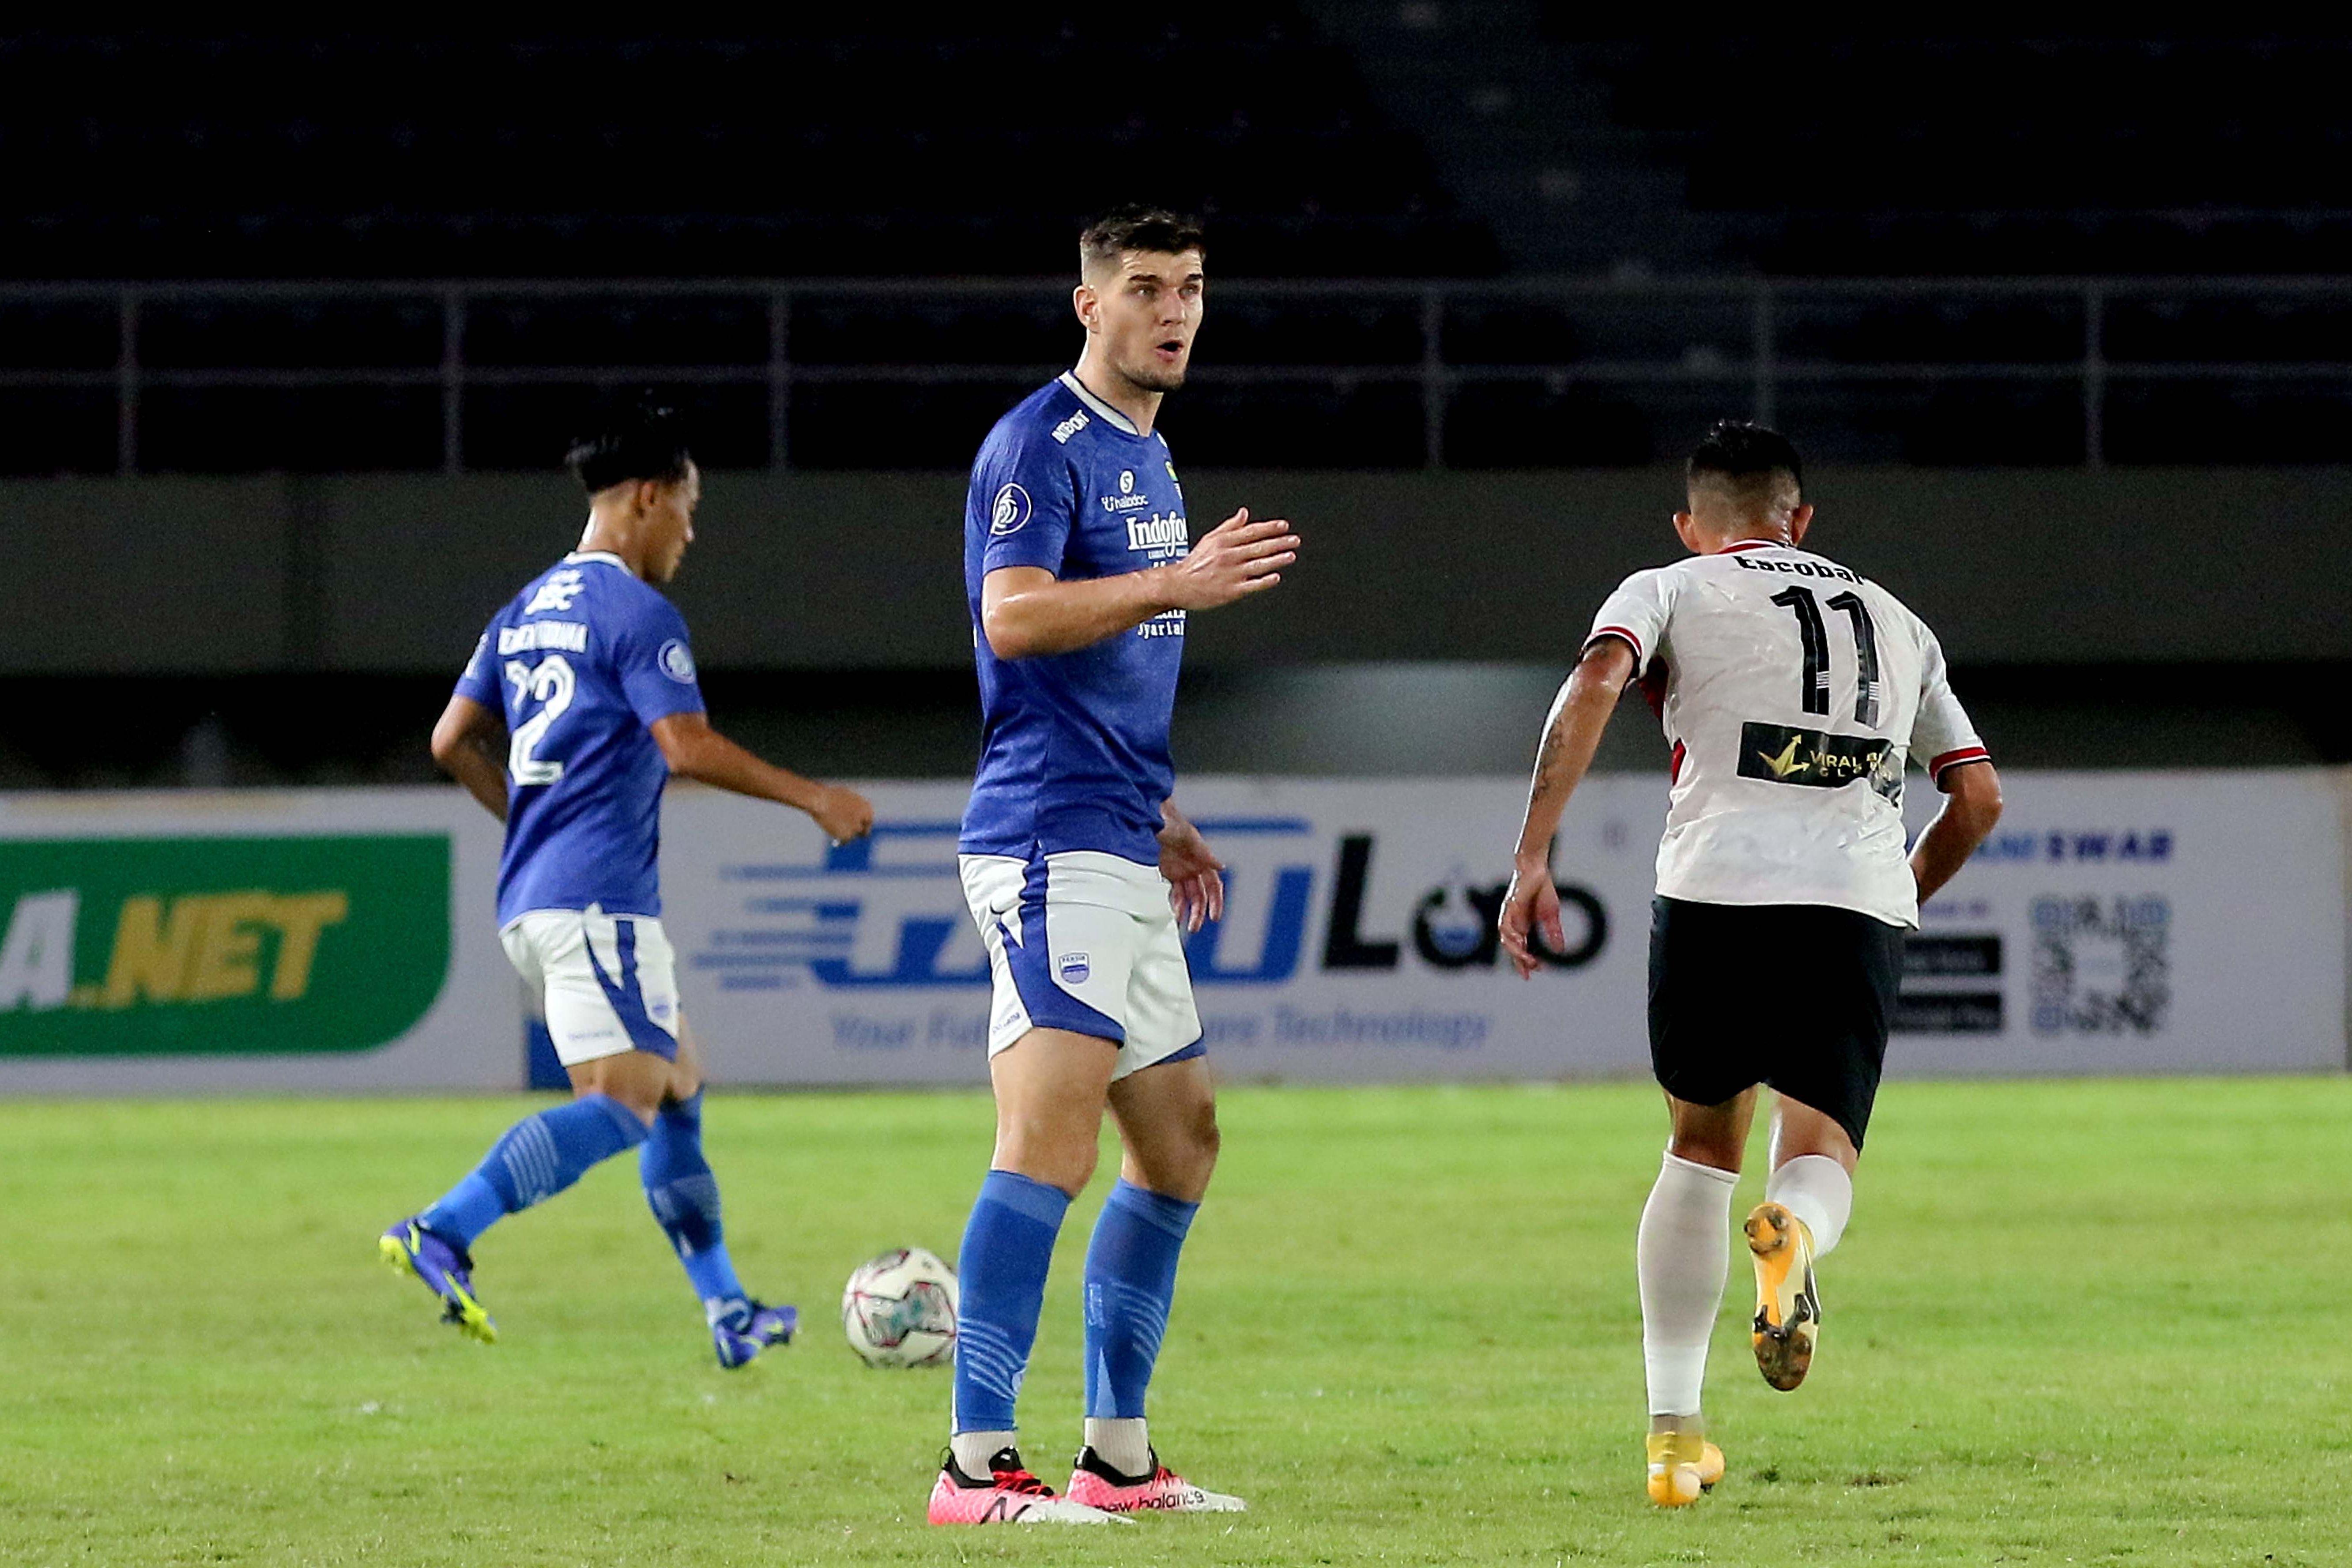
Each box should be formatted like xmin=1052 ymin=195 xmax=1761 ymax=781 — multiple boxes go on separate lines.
xmin=841 ymin=1246 xmax=959 ymax=1369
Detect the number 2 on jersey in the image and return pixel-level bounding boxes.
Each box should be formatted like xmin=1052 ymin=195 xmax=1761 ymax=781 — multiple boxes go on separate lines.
xmin=504 ymin=654 xmax=575 ymax=785
xmin=1769 ymin=586 xmax=1881 ymax=727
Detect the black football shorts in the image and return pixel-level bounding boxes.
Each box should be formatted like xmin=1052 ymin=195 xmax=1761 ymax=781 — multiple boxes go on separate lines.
xmin=1646 ymin=895 xmax=1906 ymax=1150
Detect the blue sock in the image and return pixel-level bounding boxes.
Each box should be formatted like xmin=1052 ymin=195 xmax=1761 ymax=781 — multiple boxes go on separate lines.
xmin=952 ymin=1170 xmax=1071 ymax=1434
xmin=638 ymin=1092 xmax=748 ymax=1316
xmin=420 ymin=1094 xmax=648 ymax=1249
xmin=1082 ymin=1180 xmax=1199 ymax=1420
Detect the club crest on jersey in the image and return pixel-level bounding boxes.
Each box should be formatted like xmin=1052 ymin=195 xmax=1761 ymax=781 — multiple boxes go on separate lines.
xmin=658 ymin=639 xmax=697 ymax=684
xmin=989 ymin=483 xmax=1033 ymax=535
xmin=1057 ymin=952 xmax=1091 ymax=985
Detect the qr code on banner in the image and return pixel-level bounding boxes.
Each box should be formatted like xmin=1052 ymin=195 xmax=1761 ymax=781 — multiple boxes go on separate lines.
xmin=2030 ymin=896 xmax=2171 ymax=1035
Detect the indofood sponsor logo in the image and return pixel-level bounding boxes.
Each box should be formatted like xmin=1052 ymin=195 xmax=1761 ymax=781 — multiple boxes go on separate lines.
xmin=0 ymin=835 xmax=450 ymax=1057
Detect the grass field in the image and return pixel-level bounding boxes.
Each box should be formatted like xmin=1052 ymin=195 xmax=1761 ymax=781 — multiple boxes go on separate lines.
xmin=3 ymin=1078 xmax=2347 ymax=1566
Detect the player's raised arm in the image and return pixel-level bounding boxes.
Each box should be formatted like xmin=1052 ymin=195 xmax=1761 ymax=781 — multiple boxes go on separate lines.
xmin=649 ymin=712 xmax=874 ymax=844
xmin=980 ymin=506 xmax=1297 ymax=660
xmin=429 ymin=693 xmax=510 ymax=822
xmin=1499 ymin=636 xmax=1638 ymax=978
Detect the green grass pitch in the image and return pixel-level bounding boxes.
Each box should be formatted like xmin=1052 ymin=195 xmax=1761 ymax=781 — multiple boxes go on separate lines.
xmin=2 ymin=1077 xmax=2346 ymax=1565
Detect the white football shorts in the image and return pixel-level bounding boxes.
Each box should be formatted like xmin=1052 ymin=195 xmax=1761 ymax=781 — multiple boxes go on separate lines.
xmin=957 ymin=849 xmax=1204 ymax=1080
xmin=500 ymin=905 xmax=682 ymax=1067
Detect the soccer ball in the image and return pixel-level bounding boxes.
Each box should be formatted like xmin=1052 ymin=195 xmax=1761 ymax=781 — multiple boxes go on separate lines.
xmin=841 ymin=1246 xmax=959 ymax=1368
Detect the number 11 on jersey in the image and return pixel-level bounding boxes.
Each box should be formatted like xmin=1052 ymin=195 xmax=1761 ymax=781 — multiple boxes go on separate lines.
xmin=1770 ymin=585 xmax=1880 ymax=727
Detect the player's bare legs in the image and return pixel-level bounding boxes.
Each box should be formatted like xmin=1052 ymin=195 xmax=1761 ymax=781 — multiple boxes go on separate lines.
xmin=1107 ymin=1053 xmax=1218 ymax=1202
xmin=989 ymin=1027 xmax=1121 ymax=1193
xmin=565 ymin=1019 xmax=700 ymax=1122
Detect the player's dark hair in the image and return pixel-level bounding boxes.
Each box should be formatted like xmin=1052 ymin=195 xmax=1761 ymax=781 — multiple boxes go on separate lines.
xmin=1687 ymin=418 xmax=1803 ymax=500
xmin=1079 ymin=204 xmax=1207 ymax=275
xmin=564 ymin=398 xmax=693 ymax=494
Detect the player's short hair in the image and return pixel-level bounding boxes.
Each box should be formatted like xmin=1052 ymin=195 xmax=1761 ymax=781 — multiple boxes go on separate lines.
xmin=1687 ymin=418 xmax=1803 ymax=502
xmin=565 ymin=398 xmax=694 ymax=494
xmin=1079 ymin=205 xmax=1207 ymax=277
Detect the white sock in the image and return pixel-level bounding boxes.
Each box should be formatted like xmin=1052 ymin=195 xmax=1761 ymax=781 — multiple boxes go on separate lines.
xmin=950 ymin=1429 xmax=1017 ymax=1476
xmin=1638 ymin=1150 xmax=1738 ymax=1417
xmin=1083 ymin=1417 xmax=1152 ymax=1477
xmin=1767 ymin=1154 xmax=1854 ymax=1258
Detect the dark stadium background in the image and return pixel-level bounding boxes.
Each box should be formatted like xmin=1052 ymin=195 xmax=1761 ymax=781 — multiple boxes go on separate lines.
xmin=3 ymin=20 xmax=2347 ymax=789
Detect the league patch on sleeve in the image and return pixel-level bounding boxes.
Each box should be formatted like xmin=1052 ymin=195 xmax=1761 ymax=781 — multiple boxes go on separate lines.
xmin=658 ymin=639 xmax=698 ymax=684
xmin=989 ymin=482 xmax=1033 ymax=536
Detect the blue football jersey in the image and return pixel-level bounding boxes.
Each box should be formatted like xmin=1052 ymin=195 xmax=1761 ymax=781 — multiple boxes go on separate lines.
xmin=961 ymin=373 xmax=1191 ymax=865
xmin=452 ymin=550 xmax=706 ymax=924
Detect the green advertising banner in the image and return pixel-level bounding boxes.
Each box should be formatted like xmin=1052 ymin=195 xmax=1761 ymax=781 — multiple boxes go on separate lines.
xmin=0 ymin=835 xmax=450 ymax=1056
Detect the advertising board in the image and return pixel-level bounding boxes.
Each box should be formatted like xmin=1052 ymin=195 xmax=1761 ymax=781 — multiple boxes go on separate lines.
xmin=0 ymin=789 xmax=515 ymax=1092
xmin=661 ymin=770 xmax=2350 ymax=1088
xmin=2 ymin=771 xmax=2339 ymax=1091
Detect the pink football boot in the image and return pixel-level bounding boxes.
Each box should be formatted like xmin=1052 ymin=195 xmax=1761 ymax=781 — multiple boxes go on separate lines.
xmin=1064 ymin=1447 xmax=1247 ymax=1514
xmin=927 ymin=1447 xmax=1125 ymax=1526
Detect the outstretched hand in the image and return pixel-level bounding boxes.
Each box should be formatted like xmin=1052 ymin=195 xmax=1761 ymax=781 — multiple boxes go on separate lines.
xmin=1157 ymin=507 xmax=1297 ymax=613
xmin=1158 ymin=814 xmax=1227 ymax=934
xmin=1496 ymin=861 xmax=1564 ymax=980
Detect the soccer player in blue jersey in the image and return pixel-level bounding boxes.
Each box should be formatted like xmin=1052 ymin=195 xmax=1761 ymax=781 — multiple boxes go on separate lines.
xmin=379 ymin=401 xmax=874 ymax=1368
xmin=927 ymin=207 xmax=1300 ymax=1525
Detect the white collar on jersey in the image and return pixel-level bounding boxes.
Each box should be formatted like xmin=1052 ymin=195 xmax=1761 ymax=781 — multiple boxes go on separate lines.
xmin=1058 ymin=369 xmax=1143 ymax=436
xmin=1718 ymin=537 xmax=1792 ymax=555
xmin=564 ymin=550 xmax=629 ymax=570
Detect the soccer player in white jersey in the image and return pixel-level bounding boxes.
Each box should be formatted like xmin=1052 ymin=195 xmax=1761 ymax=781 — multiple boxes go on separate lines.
xmin=926 ymin=207 xmax=1298 ymax=1525
xmin=379 ymin=401 xmax=874 ymax=1367
xmin=1498 ymin=420 xmax=2003 ymax=1506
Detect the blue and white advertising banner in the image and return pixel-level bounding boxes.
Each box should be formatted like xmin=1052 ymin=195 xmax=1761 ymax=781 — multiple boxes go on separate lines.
xmin=660 ymin=769 xmax=2349 ymax=1087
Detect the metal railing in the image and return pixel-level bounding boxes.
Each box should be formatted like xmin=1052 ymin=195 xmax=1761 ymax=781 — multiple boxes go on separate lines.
xmin=5 ymin=274 xmax=2351 ymax=471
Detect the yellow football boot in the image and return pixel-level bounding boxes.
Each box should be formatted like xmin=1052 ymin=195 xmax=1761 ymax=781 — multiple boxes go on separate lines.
xmin=1643 ymin=1430 xmax=1726 ymax=1507
xmin=1745 ymin=1201 xmax=1819 ymax=1391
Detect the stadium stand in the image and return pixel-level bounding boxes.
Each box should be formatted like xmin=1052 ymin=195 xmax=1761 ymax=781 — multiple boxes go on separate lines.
xmin=0 ymin=24 xmax=1490 ymax=280
xmin=8 ymin=25 xmax=2352 ymax=473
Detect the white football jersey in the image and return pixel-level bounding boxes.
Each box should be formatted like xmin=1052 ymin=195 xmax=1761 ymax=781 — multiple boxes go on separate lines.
xmin=1587 ymin=538 xmax=1987 ymax=928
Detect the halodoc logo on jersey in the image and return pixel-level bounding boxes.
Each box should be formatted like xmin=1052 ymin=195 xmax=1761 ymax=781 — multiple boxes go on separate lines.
xmin=1100 ymin=471 xmax=1153 ymax=513
xmin=0 ymin=835 xmax=449 ymax=1057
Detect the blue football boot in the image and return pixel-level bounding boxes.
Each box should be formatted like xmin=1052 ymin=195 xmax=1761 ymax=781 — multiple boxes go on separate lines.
xmin=711 ymin=1298 xmax=797 ymax=1368
xmin=379 ymin=1217 xmax=497 ymax=1343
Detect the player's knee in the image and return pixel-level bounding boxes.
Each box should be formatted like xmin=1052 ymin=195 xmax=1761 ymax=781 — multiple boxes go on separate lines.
xmin=994 ymin=1121 xmax=1099 ymax=1196
xmin=1185 ymin=1100 xmax=1221 ymax=1173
